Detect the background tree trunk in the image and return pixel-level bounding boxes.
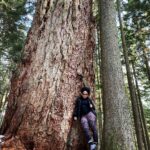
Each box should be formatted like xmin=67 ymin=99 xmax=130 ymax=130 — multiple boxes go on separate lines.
xmin=132 ymin=61 xmax=150 ymax=150
xmin=143 ymin=48 xmax=150 ymax=82
xmin=95 ymin=27 xmax=103 ymax=149
xmin=117 ymin=0 xmax=145 ymax=149
xmin=0 ymin=0 xmax=95 ymax=149
xmin=99 ymin=0 xmax=135 ymax=149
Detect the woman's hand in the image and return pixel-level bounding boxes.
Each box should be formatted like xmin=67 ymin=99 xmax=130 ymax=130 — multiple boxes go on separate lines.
xmin=74 ymin=117 xmax=77 ymax=120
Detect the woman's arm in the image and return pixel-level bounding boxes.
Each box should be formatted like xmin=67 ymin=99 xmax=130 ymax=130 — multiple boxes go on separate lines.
xmin=89 ymin=98 xmax=96 ymax=110
xmin=89 ymin=98 xmax=97 ymax=116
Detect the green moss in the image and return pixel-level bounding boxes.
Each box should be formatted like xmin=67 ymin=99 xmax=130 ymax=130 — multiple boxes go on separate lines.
xmin=107 ymin=133 xmax=122 ymax=150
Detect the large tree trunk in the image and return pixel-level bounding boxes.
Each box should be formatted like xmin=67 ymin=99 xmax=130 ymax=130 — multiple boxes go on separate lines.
xmin=0 ymin=0 xmax=95 ymax=149
xmin=99 ymin=0 xmax=135 ymax=149
xmin=117 ymin=0 xmax=145 ymax=149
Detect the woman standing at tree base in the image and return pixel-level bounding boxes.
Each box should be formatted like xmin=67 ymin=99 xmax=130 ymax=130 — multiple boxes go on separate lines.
xmin=73 ymin=87 xmax=98 ymax=150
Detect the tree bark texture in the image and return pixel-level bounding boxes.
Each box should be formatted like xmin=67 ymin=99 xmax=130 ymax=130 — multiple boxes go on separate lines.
xmin=0 ymin=0 xmax=95 ymax=149
xmin=99 ymin=0 xmax=135 ymax=149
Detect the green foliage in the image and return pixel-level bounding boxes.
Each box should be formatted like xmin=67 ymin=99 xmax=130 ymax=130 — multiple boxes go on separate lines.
xmin=144 ymin=107 xmax=150 ymax=136
xmin=122 ymin=0 xmax=150 ymax=101
xmin=106 ymin=132 xmax=124 ymax=150
xmin=0 ymin=0 xmax=35 ymax=111
xmin=0 ymin=0 xmax=27 ymax=63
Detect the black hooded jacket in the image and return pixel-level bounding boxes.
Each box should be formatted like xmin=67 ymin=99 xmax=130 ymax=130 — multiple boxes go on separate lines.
xmin=73 ymin=96 xmax=97 ymax=119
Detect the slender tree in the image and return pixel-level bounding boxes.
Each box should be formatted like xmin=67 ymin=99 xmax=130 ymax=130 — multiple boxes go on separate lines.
xmin=99 ymin=0 xmax=135 ymax=149
xmin=132 ymin=60 xmax=150 ymax=149
xmin=117 ymin=0 xmax=145 ymax=149
xmin=95 ymin=27 xmax=103 ymax=147
xmin=142 ymin=48 xmax=150 ymax=82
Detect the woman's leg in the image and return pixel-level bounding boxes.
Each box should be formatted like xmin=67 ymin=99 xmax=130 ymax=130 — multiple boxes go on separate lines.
xmin=81 ymin=115 xmax=92 ymax=143
xmin=87 ymin=112 xmax=98 ymax=143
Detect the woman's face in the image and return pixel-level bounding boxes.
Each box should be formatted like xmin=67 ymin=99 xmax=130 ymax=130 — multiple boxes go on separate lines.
xmin=81 ymin=91 xmax=89 ymax=99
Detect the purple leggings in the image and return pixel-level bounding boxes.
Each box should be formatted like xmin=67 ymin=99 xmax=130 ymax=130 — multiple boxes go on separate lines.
xmin=81 ymin=111 xmax=98 ymax=143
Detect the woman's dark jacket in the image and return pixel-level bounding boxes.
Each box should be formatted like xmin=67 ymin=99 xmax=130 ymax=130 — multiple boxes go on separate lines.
xmin=73 ymin=96 xmax=97 ymax=119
